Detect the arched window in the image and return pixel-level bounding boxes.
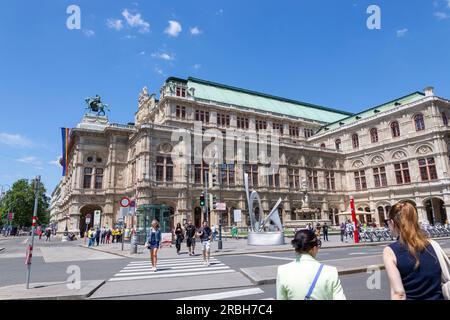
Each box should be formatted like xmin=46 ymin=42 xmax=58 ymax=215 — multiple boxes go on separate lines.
xmin=320 ymin=143 xmax=326 ymax=148
xmin=414 ymin=114 xmax=425 ymax=131
xmin=352 ymin=134 xmax=359 ymax=149
xmin=443 ymin=112 xmax=448 ymax=126
xmin=335 ymin=139 xmax=341 ymax=150
xmin=370 ymin=128 xmax=378 ymax=143
xmin=391 ymin=121 xmax=400 ymax=137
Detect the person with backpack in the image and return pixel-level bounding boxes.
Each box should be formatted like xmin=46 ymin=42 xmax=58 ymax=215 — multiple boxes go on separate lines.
xmin=277 ymin=229 xmax=346 ymax=300
xmin=383 ymin=200 xmax=449 ymax=300
xmin=185 ymin=220 xmax=197 ymax=256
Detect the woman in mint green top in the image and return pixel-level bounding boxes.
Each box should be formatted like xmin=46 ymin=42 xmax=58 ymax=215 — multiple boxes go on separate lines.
xmin=277 ymin=229 xmax=346 ymax=300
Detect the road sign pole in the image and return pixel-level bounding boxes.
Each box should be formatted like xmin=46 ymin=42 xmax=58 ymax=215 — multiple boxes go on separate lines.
xmin=26 ymin=176 xmax=40 ymax=289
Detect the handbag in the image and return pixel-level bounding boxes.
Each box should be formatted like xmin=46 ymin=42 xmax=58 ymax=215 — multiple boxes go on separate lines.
xmin=429 ymin=240 xmax=450 ymax=300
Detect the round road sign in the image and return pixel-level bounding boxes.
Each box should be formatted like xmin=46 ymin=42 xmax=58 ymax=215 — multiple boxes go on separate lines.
xmin=120 ymin=197 xmax=131 ymax=208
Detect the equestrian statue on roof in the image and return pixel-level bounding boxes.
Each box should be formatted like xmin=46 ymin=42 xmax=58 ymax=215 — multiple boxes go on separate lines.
xmin=85 ymin=95 xmax=110 ymax=116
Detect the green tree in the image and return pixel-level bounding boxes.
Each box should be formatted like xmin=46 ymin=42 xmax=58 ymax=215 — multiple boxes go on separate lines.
xmin=0 ymin=178 xmax=50 ymax=227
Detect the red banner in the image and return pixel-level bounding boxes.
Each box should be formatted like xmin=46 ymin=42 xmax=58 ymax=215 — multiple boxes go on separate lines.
xmin=350 ymin=196 xmax=359 ymax=243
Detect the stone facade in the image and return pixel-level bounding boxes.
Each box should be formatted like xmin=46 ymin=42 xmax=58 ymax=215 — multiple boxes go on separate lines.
xmin=50 ymin=78 xmax=450 ymax=233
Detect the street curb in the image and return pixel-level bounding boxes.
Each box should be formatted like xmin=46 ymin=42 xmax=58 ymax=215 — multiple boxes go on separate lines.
xmin=240 ymin=264 xmax=387 ymax=285
xmin=77 ymin=244 xmax=132 ymax=259
xmin=0 ymin=280 xmax=106 ymax=300
xmin=78 ymin=236 xmax=450 ymax=259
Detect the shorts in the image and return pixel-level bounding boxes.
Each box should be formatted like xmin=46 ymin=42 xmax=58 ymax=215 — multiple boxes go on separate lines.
xmin=148 ymin=242 xmax=159 ymax=250
xmin=201 ymin=240 xmax=211 ymax=251
xmin=187 ymin=238 xmax=195 ymax=247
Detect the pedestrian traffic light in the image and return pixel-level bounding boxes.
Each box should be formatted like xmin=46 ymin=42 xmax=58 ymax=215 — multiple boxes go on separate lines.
xmin=200 ymin=193 xmax=205 ymax=207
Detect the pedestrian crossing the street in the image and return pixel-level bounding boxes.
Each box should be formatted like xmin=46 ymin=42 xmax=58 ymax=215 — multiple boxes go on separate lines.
xmin=108 ymin=256 xmax=236 ymax=282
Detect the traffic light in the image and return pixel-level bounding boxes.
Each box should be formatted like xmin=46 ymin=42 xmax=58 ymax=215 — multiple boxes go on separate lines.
xmin=212 ymin=195 xmax=218 ymax=210
xmin=212 ymin=173 xmax=218 ymax=188
xmin=200 ymin=193 xmax=205 ymax=207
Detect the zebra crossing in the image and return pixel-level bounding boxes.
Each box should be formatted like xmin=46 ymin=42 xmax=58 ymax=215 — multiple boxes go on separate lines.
xmin=108 ymin=256 xmax=236 ymax=282
xmin=172 ymin=288 xmax=274 ymax=300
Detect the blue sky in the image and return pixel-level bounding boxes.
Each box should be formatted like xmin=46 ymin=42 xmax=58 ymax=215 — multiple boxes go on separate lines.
xmin=1 ymin=0 xmax=450 ymax=194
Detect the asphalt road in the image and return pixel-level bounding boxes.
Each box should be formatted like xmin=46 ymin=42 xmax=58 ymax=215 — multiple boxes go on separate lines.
xmin=1 ymin=236 xmax=449 ymax=300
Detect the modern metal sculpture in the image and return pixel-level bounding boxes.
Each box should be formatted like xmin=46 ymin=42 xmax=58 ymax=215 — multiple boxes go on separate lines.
xmin=85 ymin=95 xmax=110 ymax=117
xmin=245 ymin=173 xmax=285 ymax=246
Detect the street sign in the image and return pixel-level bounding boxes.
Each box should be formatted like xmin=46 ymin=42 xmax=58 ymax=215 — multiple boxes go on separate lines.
xmin=216 ymin=203 xmax=226 ymax=211
xmin=233 ymin=209 xmax=242 ymax=222
xmin=86 ymin=218 xmax=91 ymax=224
xmin=120 ymin=197 xmax=131 ymax=208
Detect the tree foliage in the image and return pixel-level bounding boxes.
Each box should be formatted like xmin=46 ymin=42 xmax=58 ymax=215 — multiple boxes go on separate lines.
xmin=0 ymin=179 xmax=50 ymax=227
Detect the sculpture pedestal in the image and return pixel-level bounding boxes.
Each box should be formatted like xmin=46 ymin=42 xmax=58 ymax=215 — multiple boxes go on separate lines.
xmin=247 ymin=231 xmax=285 ymax=246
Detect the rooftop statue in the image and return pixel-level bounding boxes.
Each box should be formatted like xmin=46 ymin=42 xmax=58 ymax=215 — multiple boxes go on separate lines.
xmin=85 ymin=95 xmax=110 ymax=117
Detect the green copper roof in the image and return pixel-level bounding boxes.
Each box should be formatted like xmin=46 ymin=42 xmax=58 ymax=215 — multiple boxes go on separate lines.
xmin=177 ymin=77 xmax=353 ymax=123
xmin=316 ymin=91 xmax=426 ymax=134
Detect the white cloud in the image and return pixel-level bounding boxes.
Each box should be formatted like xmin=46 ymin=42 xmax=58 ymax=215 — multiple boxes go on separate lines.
xmin=106 ymin=18 xmax=124 ymax=31
xmin=49 ymin=157 xmax=62 ymax=167
xmin=155 ymin=67 xmax=164 ymax=75
xmin=122 ymin=9 xmax=150 ymax=33
xmin=193 ymin=64 xmax=201 ymax=69
xmin=139 ymin=51 xmax=146 ymax=55
xmin=0 ymin=132 xmax=33 ymax=148
xmin=434 ymin=11 xmax=449 ymax=20
xmin=396 ymin=28 xmax=408 ymax=37
xmin=446 ymin=0 xmax=450 ymax=8
xmin=190 ymin=27 xmax=202 ymax=35
xmin=83 ymin=29 xmax=95 ymax=37
xmin=123 ymin=35 xmax=136 ymax=39
xmin=151 ymin=52 xmax=175 ymax=61
xmin=18 ymin=156 xmax=42 ymax=166
xmin=164 ymin=20 xmax=182 ymax=37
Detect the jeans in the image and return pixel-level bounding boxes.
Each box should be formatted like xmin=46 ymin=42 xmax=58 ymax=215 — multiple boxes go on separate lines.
xmin=88 ymin=238 xmax=94 ymax=247
xmin=323 ymin=232 xmax=329 ymax=241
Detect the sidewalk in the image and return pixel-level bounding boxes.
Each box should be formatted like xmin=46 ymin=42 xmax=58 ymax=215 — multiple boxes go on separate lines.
xmin=81 ymin=234 xmax=414 ymax=259
xmin=0 ymin=280 xmax=104 ymax=300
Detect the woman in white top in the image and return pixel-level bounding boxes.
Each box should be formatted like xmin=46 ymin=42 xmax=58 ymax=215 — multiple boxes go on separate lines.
xmin=277 ymin=229 xmax=346 ymax=300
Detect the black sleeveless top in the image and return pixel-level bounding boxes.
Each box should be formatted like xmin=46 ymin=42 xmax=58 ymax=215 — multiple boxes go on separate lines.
xmin=389 ymin=241 xmax=444 ymax=300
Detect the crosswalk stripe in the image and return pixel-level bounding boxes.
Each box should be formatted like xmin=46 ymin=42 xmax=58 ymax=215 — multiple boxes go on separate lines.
xmin=114 ymin=266 xmax=230 ymax=277
xmin=126 ymin=259 xmax=219 ymax=268
xmin=120 ymin=263 xmax=226 ymax=273
xmin=172 ymin=288 xmax=265 ymax=300
xmin=108 ymin=269 xmax=235 ymax=282
xmin=128 ymin=257 xmax=213 ymax=264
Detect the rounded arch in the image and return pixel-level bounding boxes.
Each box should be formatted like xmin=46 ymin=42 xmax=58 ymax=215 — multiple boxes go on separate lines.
xmin=390 ymin=148 xmax=409 ymax=161
xmin=79 ymin=204 xmax=104 ymax=235
xmin=413 ymin=113 xmax=425 ymax=131
xmin=370 ymin=155 xmax=385 ymax=165
xmin=415 ymin=144 xmax=434 ymax=156
xmin=352 ymin=159 xmax=365 ymax=169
